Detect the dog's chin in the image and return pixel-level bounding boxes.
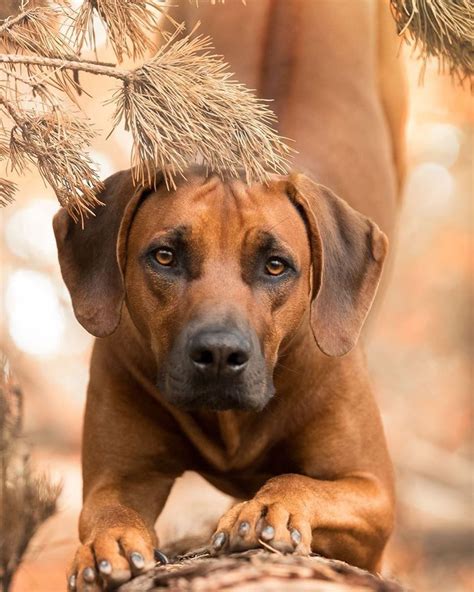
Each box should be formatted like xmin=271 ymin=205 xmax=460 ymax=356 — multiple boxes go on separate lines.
xmin=157 ymin=377 xmax=274 ymax=412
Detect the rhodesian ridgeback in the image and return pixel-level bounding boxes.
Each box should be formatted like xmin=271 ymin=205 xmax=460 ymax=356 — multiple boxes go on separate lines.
xmin=54 ymin=1 xmax=407 ymax=590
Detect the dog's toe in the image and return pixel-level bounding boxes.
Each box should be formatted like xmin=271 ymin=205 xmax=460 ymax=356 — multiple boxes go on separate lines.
xmin=211 ymin=499 xmax=312 ymax=556
xmin=68 ymin=527 xmax=155 ymax=591
xmin=69 ymin=544 xmax=101 ymax=592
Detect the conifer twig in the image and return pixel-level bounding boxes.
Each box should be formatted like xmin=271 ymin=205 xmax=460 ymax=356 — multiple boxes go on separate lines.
xmin=69 ymin=0 xmax=169 ymax=62
xmin=0 ymin=94 xmax=103 ymax=222
xmin=0 ymin=2 xmax=291 ymax=219
xmin=390 ymin=0 xmax=473 ymax=85
xmin=110 ymin=30 xmax=290 ymax=188
xmin=0 ymin=178 xmax=16 ymax=205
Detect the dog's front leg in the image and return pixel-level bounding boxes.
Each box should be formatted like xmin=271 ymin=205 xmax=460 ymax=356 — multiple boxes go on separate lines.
xmin=66 ymin=353 xmax=185 ymax=592
xmin=69 ymin=473 xmax=174 ymax=592
xmin=211 ymin=472 xmax=394 ymax=572
xmin=75 ymin=480 xmax=172 ymax=589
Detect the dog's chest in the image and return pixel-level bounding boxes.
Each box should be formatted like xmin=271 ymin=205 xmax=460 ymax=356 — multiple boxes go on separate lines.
xmin=163 ymin=403 xmax=275 ymax=473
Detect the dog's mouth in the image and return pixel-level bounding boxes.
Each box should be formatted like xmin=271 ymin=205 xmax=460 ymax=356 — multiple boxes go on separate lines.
xmin=157 ymin=371 xmax=274 ymax=412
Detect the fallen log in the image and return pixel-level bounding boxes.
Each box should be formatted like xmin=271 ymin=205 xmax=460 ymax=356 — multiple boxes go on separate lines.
xmin=119 ymin=549 xmax=406 ymax=592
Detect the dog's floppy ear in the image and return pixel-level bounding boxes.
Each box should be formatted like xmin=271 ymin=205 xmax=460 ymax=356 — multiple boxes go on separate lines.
xmin=287 ymin=174 xmax=388 ymax=357
xmin=53 ymin=169 xmax=154 ymax=338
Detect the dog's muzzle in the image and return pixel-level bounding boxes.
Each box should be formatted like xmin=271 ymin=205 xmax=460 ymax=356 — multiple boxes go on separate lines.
xmin=158 ymin=322 xmax=273 ymax=411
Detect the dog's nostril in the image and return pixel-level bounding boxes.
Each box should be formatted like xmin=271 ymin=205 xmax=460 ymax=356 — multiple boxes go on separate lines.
xmin=191 ymin=349 xmax=214 ymax=366
xmin=189 ymin=331 xmax=251 ymax=375
xmin=227 ymin=351 xmax=248 ymax=368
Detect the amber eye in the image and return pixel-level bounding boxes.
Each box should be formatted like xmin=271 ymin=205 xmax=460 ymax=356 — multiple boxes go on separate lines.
xmin=154 ymin=248 xmax=174 ymax=266
xmin=265 ymin=258 xmax=287 ymax=276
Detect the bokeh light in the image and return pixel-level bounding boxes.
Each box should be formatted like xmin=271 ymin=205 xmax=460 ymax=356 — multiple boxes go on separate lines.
xmin=405 ymin=162 xmax=455 ymax=216
xmin=409 ymin=123 xmax=461 ymax=168
xmin=90 ymin=150 xmax=115 ymax=179
xmin=5 ymin=200 xmax=58 ymax=265
xmin=5 ymin=269 xmax=65 ymax=356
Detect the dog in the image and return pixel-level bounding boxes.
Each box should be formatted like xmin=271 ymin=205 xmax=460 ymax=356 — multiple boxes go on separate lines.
xmin=55 ymin=1 xmax=407 ymax=590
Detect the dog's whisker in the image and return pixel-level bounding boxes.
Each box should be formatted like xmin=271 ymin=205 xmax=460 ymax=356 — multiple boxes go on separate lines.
xmin=274 ymin=361 xmax=301 ymax=376
xmin=265 ymin=215 xmax=293 ymax=232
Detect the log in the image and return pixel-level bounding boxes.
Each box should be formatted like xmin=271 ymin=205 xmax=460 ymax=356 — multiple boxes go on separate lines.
xmin=118 ymin=549 xmax=406 ymax=592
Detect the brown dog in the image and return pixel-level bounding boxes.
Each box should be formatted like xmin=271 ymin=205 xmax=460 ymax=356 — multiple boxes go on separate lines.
xmin=55 ymin=1 xmax=407 ymax=590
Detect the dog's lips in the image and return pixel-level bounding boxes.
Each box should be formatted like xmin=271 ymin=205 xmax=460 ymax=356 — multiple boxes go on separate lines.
xmin=158 ymin=371 xmax=274 ymax=412
xmin=167 ymin=392 xmax=266 ymax=412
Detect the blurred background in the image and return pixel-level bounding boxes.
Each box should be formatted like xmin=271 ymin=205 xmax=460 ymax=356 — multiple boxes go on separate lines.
xmin=0 ymin=7 xmax=472 ymax=592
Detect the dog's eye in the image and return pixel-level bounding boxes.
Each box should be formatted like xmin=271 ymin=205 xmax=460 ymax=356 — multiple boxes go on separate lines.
xmin=265 ymin=258 xmax=287 ymax=276
xmin=154 ymin=248 xmax=174 ymax=266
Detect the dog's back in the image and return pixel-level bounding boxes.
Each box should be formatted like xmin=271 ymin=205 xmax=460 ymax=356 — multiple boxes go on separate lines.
xmin=169 ymin=0 xmax=407 ymax=239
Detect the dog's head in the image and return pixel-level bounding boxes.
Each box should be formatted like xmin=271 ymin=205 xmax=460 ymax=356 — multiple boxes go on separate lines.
xmin=54 ymin=167 xmax=387 ymax=411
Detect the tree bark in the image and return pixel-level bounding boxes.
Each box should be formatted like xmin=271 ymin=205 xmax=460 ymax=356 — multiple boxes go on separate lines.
xmin=118 ymin=549 xmax=406 ymax=592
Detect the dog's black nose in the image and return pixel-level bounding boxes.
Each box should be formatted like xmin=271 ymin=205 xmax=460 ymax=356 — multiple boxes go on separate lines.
xmin=189 ymin=330 xmax=250 ymax=376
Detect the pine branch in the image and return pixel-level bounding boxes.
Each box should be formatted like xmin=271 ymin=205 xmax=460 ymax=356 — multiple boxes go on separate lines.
xmin=0 ymin=66 xmax=63 ymax=106
xmin=0 ymin=94 xmax=104 ymax=222
xmin=0 ymin=178 xmax=16 ymax=206
xmin=69 ymin=0 xmax=168 ymax=62
xmin=0 ymin=5 xmax=87 ymax=102
xmin=0 ymin=52 xmax=128 ymax=80
xmin=110 ymin=31 xmax=290 ymax=188
xmin=0 ymin=5 xmax=74 ymax=58
xmin=0 ymin=30 xmax=290 ymax=210
xmin=0 ymin=2 xmax=291 ymax=219
xmin=390 ymin=0 xmax=473 ymax=85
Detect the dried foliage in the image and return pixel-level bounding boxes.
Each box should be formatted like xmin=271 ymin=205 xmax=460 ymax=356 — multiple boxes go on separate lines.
xmin=111 ymin=30 xmax=290 ymax=188
xmin=4 ymin=100 xmax=103 ymax=221
xmin=0 ymin=0 xmax=47 ymax=22
xmin=0 ymin=124 xmax=16 ymax=205
xmin=118 ymin=549 xmax=406 ymax=591
xmin=0 ymin=1 xmax=290 ymax=219
xmin=0 ymin=5 xmax=73 ymax=57
xmin=0 ymin=178 xmax=16 ymax=206
xmin=70 ymin=0 xmax=167 ymax=62
xmin=0 ymin=356 xmax=61 ymax=592
xmin=390 ymin=0 xmax=473 ymax=85
xmin=0 ymin=4 xmax=81 ymax=100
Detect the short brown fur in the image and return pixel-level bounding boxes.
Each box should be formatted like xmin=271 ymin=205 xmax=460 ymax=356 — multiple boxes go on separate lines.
xmin=55 ymin=2 xmax=407 ymax=590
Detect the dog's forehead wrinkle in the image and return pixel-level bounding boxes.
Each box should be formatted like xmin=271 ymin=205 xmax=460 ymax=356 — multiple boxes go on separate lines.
xmin=160 ymin=224 xmax=189 ymax=236
xmin=192 ymin=175 xmax=225 ymax=199
xmin=136 ymin=177 xmax=307 ymax=264
xmin=228 ymin=179 xmax=250 ymax=204
xmin=256 ymin=229 xmax=287 ymax=252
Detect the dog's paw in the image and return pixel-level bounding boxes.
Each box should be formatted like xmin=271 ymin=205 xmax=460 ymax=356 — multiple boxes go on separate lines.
xmin=210 ymin=498 xmax=312 ymax=556
xmin=67 ymin=526 xmax=156 ymax=591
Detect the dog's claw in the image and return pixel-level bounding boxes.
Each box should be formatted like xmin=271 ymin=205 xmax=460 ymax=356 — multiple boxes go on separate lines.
xmin=154 ymin=548 xmax=169 ymax=564
xmin=260 ymin=525 xmax=275 ymax=541
xmin=290 ymin=528 xmax=302 ymax=545
xmin=238 ymin=521 xmax=250 ymax=536
xmin=68 ymin=574 xmax=77 ymax=591
xmin=82 ymin=567 xmax=95 ymax=583
xmin=98 ymin=560 xmax=112 ymax=575
xmin=130 ymin=552 xmax=145 ymax=570
xmin=212 ymin=531 xmax=226 ymax=550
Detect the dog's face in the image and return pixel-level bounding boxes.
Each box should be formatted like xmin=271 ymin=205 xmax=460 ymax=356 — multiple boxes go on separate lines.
xmin=124 ymin=176 xmax=311 ymax=411
xmin=54 ymin=167 xmax=388 ymax=412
